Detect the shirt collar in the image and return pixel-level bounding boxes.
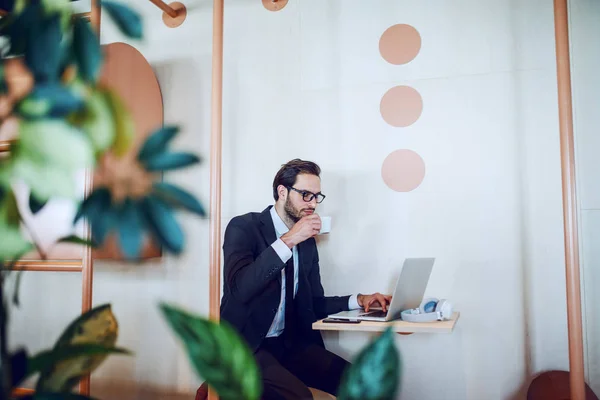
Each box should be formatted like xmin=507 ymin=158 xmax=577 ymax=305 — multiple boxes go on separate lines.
xmin=270 ymin=205 xmax=289 ymax=237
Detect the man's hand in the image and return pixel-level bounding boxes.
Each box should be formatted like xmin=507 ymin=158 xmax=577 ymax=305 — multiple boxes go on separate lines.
xmin=358 ymin=292 xmax=393 ymax=312
xmin=281 ymin=215 xmax=321 ymax=248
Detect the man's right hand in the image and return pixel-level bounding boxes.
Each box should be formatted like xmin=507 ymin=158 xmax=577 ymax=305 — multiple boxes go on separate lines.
xmin=281 ymin=215 xmax=321 ymax=248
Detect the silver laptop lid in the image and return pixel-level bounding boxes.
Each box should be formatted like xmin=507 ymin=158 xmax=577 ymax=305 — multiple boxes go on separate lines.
xmin=386 ymin=258 xmax=435 ymax=320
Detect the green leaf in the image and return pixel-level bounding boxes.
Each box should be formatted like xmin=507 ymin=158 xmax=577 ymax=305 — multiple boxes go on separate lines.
xmin=57 ymin=235 xmax=98 ymax=248
xmin=17 ymin=96 xmax=52 ymax=118
xmin=117 ymin=199 xmax=143 ymax=260
xmin=36 ymin=304 xmax=120 ymax=392
xmin=13 ymin=159 xmax=77 ymax=201
xmin=74 ymin=188 xmax=114 ymax=245
xmin=18 ymin=120 xmax=94 ymax=171
xmin=152 ymin=182 xmax=206 ymax=217
xmin=24 ymin=11 xmax=63 ymax=82
xmin=101 ymin=1 xmax=143 ymax=39
xmin=70 ymin=89 xmax=116 ymax=155
xmin=17 ymin=83 xmax=84 ymax=119
xmin=137 ymin=126 xmax=178 ymax=162
xmin=3 ymin=4 xmax=38 ymax=56
xmin=1 ymin=188 xmax=22 ymax=226
xmin=337 ymin=328 xmax=401 ymax=400
xmin=42 ymin=0 xmax=73 ymax=16
xmin=159 ymin=303 xmax=262 ymax=400
xmin=0 ymin=64 xmax=8 ymax=95
xmin=29 ymin=192 xmax=48 ymax=214
xmin=12 ymin=120 xmax=93 ymax=200
xmin=143 ymin=152 xmax=200 ymax=172
xmin=104 ymin=89 xmax=134 ymax=156
xmin=28 ymin=344 xmax=130 ymax=379
xmin=0 ymin=189 xmax=31 ymax=263
xmin=140 ymin=196 xmax=183 ymax=254
xmin=73 ymin=18 xmax=103 ymax=84
xmin=0 ymin=222 xmax=33 ymax=263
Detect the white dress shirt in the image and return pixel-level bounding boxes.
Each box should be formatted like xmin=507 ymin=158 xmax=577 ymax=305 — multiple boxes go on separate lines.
xmin=266 ymin=206 xmax=360 ymax=337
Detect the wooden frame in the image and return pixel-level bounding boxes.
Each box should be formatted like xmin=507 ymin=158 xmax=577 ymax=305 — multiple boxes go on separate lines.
xmin=553 ymin=1 xmax=585 ymax=399
xmin=208 ymin=1 xmax=224 ymax=400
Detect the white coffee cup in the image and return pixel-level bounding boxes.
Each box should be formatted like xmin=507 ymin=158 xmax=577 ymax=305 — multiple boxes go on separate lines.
xmin=319 ymin=216 xmax=332 ymax=234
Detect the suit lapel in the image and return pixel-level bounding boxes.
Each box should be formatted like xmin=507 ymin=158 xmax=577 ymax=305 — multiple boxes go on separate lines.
xmin=259 ymin=206 xmax=282 ymax=285
xmin=259 ymin=206 xmax=277 ymax=246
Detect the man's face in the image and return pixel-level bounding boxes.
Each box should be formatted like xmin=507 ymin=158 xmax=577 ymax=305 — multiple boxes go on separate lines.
xmin=281 ymin=173 xmax=321 ymax=223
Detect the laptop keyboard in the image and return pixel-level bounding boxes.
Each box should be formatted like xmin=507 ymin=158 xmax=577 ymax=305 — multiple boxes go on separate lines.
xmin=359 ymin=310 xmax=388 ymax=318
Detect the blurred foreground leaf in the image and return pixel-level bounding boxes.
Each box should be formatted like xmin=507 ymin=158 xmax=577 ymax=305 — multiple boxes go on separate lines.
xmin=159 ymin=303 xmax=262 ymax=400
xmin=36 ymin=304 xmax=121 ymax=392
xmin=337 ymin=328 xmax=401 ymax=400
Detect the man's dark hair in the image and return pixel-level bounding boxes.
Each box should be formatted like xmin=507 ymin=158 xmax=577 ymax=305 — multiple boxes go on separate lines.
xmin=272 ymin=159 xmax=321 ymax=201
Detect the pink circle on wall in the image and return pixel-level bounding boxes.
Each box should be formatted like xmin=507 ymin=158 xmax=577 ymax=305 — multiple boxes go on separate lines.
xmin=381 ymin=149 xmax=426 ymax=192
xmin=380 ymin=85 xmax=423 ymax=127
xmin=379 ymin=24 xmax=421 ymax=65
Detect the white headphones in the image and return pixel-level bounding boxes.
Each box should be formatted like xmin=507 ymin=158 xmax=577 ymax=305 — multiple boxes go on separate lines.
xmin=400 ymin=297 xmax=453 ymax=323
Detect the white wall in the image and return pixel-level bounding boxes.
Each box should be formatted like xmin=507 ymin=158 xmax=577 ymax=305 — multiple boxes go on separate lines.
xmin=9 ymin=1 xmax=573 ymax=399
xmin=569 ymin=0 xmax=600 ymax=396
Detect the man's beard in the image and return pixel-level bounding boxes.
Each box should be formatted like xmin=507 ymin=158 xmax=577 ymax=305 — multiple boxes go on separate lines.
xmin=284 ymin=197 xmax=303 ymax=223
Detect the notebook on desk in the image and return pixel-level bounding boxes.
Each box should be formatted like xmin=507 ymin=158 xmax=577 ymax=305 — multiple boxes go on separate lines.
xmin=327 ymin=257 xmax=435 ymax=322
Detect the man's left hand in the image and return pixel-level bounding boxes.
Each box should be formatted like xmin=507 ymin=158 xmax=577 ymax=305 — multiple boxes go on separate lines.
xmin=357 ymin=292 xmax=392 ymax=312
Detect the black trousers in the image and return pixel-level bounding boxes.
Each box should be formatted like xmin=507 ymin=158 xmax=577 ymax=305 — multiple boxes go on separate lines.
xmin=254 ymin=334 xmax=350 ymax=400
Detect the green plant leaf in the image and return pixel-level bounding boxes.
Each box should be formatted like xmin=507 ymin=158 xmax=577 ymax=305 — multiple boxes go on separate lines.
xmin=17 ymin=83 xmax=84 ymax=119
xmin=143 ymin=152 xmax=200 ymax=172
xmin=101 ymin=1 xmax=143 ymax=39
xmin=1 ymin=188 xmax=22 ymax=226
xmin=74 ymin=188 xmax=114 ymax=245
xmin=140 ymin=196 xmax=183 ymax=254
xmin=17 ymin=96 xmax=52 ymax=119
xmin=0 ymin=64 xmax=8 ymax=95
xmin=18 ymin=120 xmax=93 ymax=171
xmin=28 ymin=344 xmax=130 ymax=379
xmin=29 ymin=192 xmax=48 ymax=214
xmin=36 ymin=304 xmax=120 ymax=392
xmin=0 ymin=189 xmax=32 ymax=262
xmin=0 ymin=222 xmax=33 ymax=263
xmin=13 ymin=159 xmax=77 ymax=201
xmin=337 ymin=328 xmax=401 ymax=400
xmin=3 ymin=4 xmax=37 ymax=56
xmin=159 ymin=303 xmax=262 ymax=400
xmin=152 ymin=182 xmax=206 ymax=217
xmin=72 ymin=18 xmax=103 ymax=84
xmin=104 ymin=89 xmax=134 ymax=156
xmin=137 ymin=126 xmax=178 ymax=162
xmin=70 ymin=89 xmax=115 ymax=155
xmin=24 ymin=10 xmax=62 ymax=82
xmin=56 ymin=235 xmax=98 ymax=248
xmin=117 ymin=199 xmax=143 ymax=260
xmin=13 ymin=120 xmax=93 ymax=200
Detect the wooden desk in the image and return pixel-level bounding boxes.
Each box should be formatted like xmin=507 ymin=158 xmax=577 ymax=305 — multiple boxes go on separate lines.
xmin=312 ymin=312 xmax=460 ymax=334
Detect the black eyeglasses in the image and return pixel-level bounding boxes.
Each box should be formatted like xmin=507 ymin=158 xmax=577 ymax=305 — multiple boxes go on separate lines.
xmin=287 ymin=186 xmax=326 ymax=203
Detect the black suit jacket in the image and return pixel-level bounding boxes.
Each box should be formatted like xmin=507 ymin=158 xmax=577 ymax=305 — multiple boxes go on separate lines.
xmin=220 ymin=206 xmax=351 ymax=352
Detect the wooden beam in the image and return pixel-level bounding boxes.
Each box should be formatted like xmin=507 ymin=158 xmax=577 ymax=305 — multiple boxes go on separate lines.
xmin=553 ymin=1 xmax=585 ymax=399
xmin=148 ymin=0 xmax=178 ymax=18
xmin=7 ymin=261 xmax=83 ymax=272
xmin=209 ymin=0 xmax=224 ymax=399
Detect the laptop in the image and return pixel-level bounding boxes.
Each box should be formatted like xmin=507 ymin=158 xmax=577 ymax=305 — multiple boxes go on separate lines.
xmin=326 ymin=257 xmax=435 ymax=322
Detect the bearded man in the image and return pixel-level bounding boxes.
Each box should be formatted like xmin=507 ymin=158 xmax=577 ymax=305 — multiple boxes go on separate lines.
xmin=220 ymin=158 xmax=391 ymax=400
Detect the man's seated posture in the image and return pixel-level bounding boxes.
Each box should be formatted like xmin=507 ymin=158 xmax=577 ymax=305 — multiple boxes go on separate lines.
xmin=220 ymin=159 xmax=391 ymax=399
